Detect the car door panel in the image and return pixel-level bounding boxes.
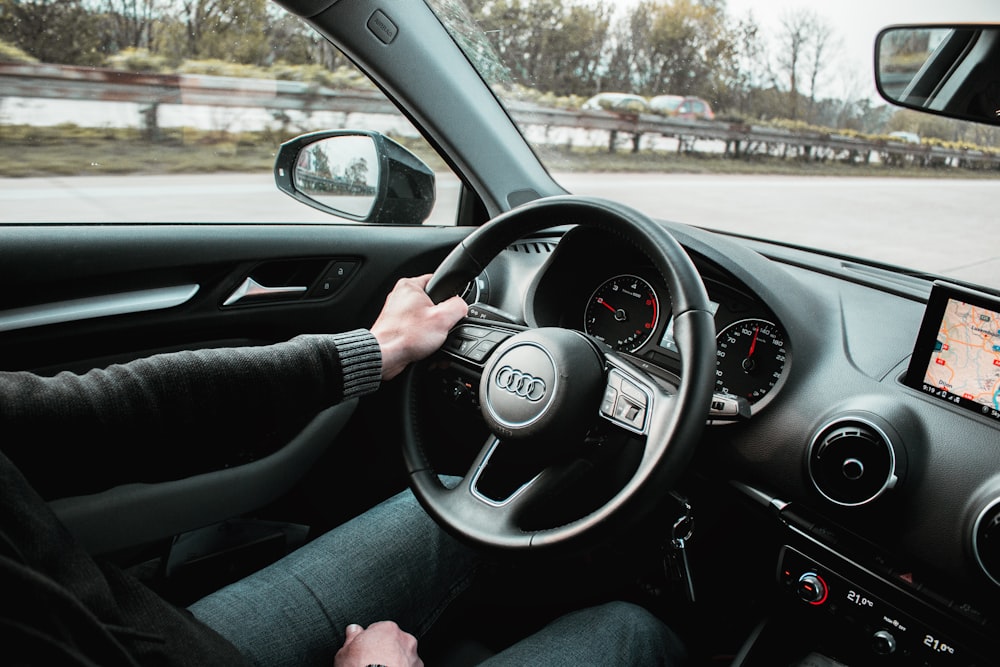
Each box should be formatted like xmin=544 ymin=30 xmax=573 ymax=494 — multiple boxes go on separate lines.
xmin=0 ymin=222 xmax=471 ymax=555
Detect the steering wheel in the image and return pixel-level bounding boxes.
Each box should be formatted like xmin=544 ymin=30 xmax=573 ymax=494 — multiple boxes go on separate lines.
xmin=402 ymin=195 xmax=716 ymax=553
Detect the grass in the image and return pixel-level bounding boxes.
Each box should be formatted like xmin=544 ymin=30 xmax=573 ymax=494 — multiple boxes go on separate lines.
xmin=0 ymin=126 xmax=282 ymax=178
xmin=2 ymin=125 xmax=998 ymax=180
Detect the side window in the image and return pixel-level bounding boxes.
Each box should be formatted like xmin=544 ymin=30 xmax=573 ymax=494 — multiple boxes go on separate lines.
xmin=0 ymin=1 xmax=457 ymax=226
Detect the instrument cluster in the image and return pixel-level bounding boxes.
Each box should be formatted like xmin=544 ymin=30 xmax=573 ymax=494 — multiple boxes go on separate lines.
xmin=528 ymin=228 xmax=791 ymax=416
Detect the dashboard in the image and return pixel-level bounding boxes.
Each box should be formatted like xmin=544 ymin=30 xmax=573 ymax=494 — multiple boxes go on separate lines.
xmin=470 ymin=221 xmax=1000 ymax=665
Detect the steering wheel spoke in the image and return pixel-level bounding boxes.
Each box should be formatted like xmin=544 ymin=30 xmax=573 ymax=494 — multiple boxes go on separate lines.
xmin=413 ymin=436 xmax=544 ymax=548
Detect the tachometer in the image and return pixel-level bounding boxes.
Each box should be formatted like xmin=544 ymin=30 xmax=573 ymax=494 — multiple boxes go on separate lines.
xmin=715 ymin=318 xmax=787 ymax=405
xmin=584 ymin=274 xmax=660 ymax=353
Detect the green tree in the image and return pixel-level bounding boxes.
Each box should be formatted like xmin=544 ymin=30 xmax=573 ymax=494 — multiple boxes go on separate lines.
xmin=607 ymin=0 xmax=734 ymax=101
xmin=156 ymin=0 xmax=271 ymax=65
xmin=0 ymin=0 xmax=105 ymax=65
xmin=470 ymin=0 xmax=610 ymax=95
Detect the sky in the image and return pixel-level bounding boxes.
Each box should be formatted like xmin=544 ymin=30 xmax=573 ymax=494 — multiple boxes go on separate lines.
xmin=722 ymin=0 xmax=1000 ymax=100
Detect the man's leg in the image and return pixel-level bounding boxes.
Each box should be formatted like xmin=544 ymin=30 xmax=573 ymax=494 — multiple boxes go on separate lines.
xmin=188 ymin=487 xmax=479 ymax=667
xmin=479 ymin=601 xmax=687 ymax=667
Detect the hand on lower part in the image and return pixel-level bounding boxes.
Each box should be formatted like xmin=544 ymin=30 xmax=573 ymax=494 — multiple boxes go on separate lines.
xmin=334 ymin=621 xmax=424 ymax=667
xmin=370 ymin=274 xmax=468 ymax=381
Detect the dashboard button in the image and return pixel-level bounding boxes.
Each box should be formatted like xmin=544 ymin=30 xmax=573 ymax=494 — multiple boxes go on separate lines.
xmin=796 ymin=572 xmax=828 ymax=605
xmin=872 ymin=630 xmax=896 ymax=655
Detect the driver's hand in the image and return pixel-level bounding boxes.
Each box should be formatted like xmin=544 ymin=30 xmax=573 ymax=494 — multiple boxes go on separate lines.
xmin=334 ymin=621 xmax=424 ymax=667
xmin=371 ymin=274 xmax=467 ymax=381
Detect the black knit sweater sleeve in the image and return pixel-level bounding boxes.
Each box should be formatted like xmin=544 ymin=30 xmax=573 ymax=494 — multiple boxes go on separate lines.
xmin=0 ymin=330 xmax=382 ymax=499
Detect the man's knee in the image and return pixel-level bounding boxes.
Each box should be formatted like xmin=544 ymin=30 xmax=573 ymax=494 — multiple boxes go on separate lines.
xmin=586 ymin=601 xmax=686 ymax=662
xmin=591 ymin=601 xmax=664 ymax=634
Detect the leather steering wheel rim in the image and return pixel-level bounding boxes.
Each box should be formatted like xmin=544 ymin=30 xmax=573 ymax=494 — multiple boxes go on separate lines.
xmin=402 ymin=195 xmax=716 ymax=553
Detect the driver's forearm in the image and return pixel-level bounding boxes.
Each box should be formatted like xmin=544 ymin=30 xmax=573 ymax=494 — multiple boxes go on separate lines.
xmin=0 ymin=330 xmax=382 ymax=498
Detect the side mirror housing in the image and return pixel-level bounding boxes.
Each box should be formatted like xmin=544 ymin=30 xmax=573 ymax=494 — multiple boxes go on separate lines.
xmin=274 ymin=130 xmax=436 ymax=224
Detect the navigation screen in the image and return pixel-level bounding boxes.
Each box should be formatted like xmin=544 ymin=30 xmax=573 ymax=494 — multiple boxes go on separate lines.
xmin=906 ymin=282 xmax=1000 ymax=423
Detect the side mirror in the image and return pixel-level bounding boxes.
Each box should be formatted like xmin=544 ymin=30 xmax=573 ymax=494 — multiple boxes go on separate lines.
xmin=274 ymin=130 xmax=436 ymax=224
xmin=875 ymin=24 xmax=1000 ymax=126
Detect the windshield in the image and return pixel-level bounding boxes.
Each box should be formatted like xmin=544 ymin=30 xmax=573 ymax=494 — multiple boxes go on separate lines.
xmin=430 ymin=0 xmax=1000 ymax=293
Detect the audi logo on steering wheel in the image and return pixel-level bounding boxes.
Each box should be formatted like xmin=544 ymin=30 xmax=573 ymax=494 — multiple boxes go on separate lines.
xmin=494 ymin=365 xmax=547 ymax=402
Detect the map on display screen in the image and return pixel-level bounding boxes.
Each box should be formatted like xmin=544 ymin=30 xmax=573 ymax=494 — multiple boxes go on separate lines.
xmin=907 ymin=282 xmax=1000 ymax=423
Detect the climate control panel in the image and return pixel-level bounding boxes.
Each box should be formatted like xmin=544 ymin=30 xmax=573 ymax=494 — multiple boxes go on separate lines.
xmin=778 ymin=546 xmax=989 ymax=665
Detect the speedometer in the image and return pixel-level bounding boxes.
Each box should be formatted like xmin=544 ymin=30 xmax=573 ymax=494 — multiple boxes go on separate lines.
xmin=584 ymin=274 xmax=660 ymax=353
xmin=715 ymin=318 xmax=787 ymax=405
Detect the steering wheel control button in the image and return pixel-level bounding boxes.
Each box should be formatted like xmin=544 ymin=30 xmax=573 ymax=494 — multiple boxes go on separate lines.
xmin=468 ymin=340 xmax=498 ymax=362
xmin=600 ymin=386 xmax=618 ymax=416
xmin=603 ymin=368 xmax=651 ymax=432
xmin=445 ymin=326 xmax=512 ymax=364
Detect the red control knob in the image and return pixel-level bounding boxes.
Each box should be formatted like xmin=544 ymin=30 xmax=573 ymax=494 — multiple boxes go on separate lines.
xmin=796 ymin=572 xmax=829 ymax=605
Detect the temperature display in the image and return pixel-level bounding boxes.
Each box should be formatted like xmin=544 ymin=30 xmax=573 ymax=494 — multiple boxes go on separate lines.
xmin=847 ymin=589 xmax=875 ymax=608
xmin=923 ymin=634 xmax=957 ymax=657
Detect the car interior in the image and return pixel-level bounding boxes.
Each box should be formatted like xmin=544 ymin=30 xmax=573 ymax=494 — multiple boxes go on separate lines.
xmin=3 ymin=1 xmax=999 ymax=666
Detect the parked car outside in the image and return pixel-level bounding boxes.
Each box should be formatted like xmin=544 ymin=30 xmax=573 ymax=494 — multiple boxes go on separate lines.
xmin=649 ymin=94 xmax=685 ymax=115
xmin=888 ymin=130 xmax=921 ymax=144
xmin=650 ymin=95 xmax=714 ymax=120
xmin=581 ymin=92 xmax=651 ymax=113
xmin=676 ymin=96 xmax=715 ymax=120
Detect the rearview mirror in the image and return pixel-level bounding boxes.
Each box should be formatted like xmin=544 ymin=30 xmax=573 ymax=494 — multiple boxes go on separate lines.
xmin=274 ymin=130 xmax=436 ymax=224
xmin=875 ymin=25 xmax=1000 ymax=126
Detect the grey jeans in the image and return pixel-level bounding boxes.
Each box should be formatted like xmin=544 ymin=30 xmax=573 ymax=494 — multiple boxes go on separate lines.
xmin=189 ymin=488 xmax=684 ymax=666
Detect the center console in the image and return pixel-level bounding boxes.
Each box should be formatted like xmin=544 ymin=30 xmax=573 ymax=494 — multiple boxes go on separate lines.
xmin=729 ymin=486 xmax=995 ymax=667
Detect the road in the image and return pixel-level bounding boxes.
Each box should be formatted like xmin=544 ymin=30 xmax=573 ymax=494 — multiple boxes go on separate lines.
xmin=2 ymin=171 xmax=998 ymax=290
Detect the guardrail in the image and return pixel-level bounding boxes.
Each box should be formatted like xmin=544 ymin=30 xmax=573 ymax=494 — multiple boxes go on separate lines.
xmin=2 ymin=62 xmax=999 ymax=169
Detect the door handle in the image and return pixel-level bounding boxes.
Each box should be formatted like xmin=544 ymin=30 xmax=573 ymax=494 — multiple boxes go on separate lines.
xmin=223 ymin=276 xmax=307 ymax=306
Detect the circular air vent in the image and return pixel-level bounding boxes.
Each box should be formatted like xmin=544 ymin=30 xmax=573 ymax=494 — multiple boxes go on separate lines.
xmin=807 ymin=416 xmax=900 ymax=507
xmin=973 ymin=498 xmax=1000 ymax=586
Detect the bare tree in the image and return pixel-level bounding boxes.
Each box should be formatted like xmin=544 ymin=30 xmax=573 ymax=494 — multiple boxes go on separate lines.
xmin=774 ymin=10 xmax=811 ymax=120
xmin=773 ymin=9 xmax=838 ymax=123
xmin=804 ymin=15 xmax=839 ymax=118
xmin=724 ymin=10 xmax=766 ymax=117
xmin=99 ymin=0 xmax=163 ymax=51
